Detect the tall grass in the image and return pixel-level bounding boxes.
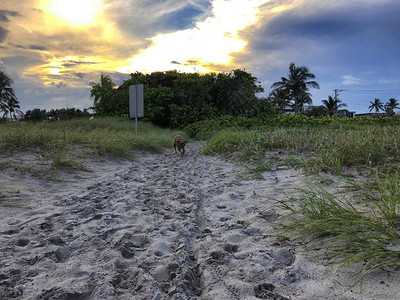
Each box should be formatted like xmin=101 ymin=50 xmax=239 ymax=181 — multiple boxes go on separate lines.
xmin=203 ymin=124 xmax=400 ymax=174
xmin=199 ymin=119 xmax=400 ymax=278
xmin=280 ymin=172 xmax=400 ymax=278
xmin=0 ymin=118 xmax=181 ymax=168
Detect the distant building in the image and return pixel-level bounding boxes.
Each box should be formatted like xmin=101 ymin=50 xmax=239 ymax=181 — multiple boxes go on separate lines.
xmin=355 ymin=113 xmax=385 ymax=118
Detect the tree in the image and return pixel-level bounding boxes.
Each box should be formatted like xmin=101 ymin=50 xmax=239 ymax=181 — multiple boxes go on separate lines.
xmin=271 ymin=62 xmax=319 ymax=114
xmin=90 ymin=75 xmax=115 ymax=115
xmin=369 ymin=98 xmax=384 ymax=113
xmin=321 ymin=95 xmax=347 ymax=117
xmin=0 ymin=70 xmax=21 ymax=120
xmin=210 ymin=69 xmax=264 ymax=116
xmin=384 ymin=98 xmax=399 ymax=116
xmin=304 ymin=105 xmax=326 ymax=117
xmin=268 ymin=88 xmax=290 ymax=110
xmin=2 ymin=97 xmax=24 ymax=120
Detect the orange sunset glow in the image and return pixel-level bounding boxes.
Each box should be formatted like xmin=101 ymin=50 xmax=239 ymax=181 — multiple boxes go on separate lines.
xmin=11 ymin=0 xmax=271 ymax=90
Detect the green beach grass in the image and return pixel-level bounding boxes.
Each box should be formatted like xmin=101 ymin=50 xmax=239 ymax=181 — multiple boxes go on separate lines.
xmin=198 ymin=118 xmax=400 ymax=278
xmin=202 ymin=124 xmax=400 ymax=175
xmin=0 ymin=117 xmax=182 ymax=169
xmin=279 ymin=171 xmax=400 ymax=279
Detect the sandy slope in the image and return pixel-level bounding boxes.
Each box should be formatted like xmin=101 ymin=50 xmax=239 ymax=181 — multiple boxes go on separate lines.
xmin=1 ymin=141 xmax=400 ymax=299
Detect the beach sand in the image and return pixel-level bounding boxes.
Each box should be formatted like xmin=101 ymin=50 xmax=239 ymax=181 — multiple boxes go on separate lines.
xmin=1 ymin=141 xmax=400 ymax=299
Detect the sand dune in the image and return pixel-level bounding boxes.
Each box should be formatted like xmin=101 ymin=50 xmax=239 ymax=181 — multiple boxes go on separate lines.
xmin=1 ymin=142 xmax=400 ymax=299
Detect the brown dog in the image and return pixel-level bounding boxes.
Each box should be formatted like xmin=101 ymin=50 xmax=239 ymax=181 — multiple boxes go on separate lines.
xmin=173 ymin=135 xmax=186 ymax=155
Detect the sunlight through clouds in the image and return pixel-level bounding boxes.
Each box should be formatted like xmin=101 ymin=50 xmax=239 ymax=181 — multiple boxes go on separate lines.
xmin=3 ymin=0 xmax=399 ymax=112
xmin=118 ymin=0 xmax=270 ymax=74
xmin=42 ymin=0 xmax=103 ymax=26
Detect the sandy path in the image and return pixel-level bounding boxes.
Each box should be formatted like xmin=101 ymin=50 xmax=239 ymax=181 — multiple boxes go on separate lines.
xmin=1 ymin=142 xmax=400 ymax=299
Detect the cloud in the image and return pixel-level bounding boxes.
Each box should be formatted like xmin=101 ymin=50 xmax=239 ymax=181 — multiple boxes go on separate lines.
xmin=61 ymin=60 xmax=100 ymax=68
xmin=2 ymin=0 xmax=400 ymax=114
xmin=237 ymin=0 xmax=400 ymax=68
xmin=51 ymin=81 xmax=67 ymax=89
xmin=0 ymin=9 xmax=21 ymax=22
xmin=74 ymin=73 xmax=85 ymax=79
xmin=170 ymin=59 xmax=200 ymax=66
xmin=0 ymin=27 xmax=8 ymax=42
xmin=0 ymin=9 xmax=21 ymax=42
xmin=232 ymin=0 xmax=400 ymax=107
xmin=29 ymin=45 xmax=48 ymax=51
xmin=341 ymin=75 xmax=360 ymax=85
xmin=7 ymin=43 xmax=48 ymax=51
xmin=105 ymin=0 xmax=212 ymax=40
xmin=118 ymin=0 xmax=269 ymax=73
xmin=378 ymin=78 xmax=400 ymax=84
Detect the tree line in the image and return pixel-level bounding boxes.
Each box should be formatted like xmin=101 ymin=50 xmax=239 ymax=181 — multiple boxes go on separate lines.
xmin=90 ymin=63 xmax=352 ymax=123
xmin=23 ymin=108 xmax=90 ymax=121
xmin=90 ymin=69 xmax=267 ymax=128
xmin=1 ymin=64 xmax=399 ymax=125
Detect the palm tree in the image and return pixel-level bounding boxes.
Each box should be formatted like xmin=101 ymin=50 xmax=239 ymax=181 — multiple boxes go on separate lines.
xmin=271 ymin=62 xmax=319 ymax=114
xmin=368 ymin=98 xmax=384 ymax=113
xmin=2 ymin=97 xmax=24 ymax=120
xmin=268 ymin=88 xmax=290 ymax=110
xmin=384 ymin=98 xmax=399 ymax=116
xmin=0 ymin=70 xmax=19 ymax=119
xmin=90 ymin=75 xmax=115 ymax=114
xmin=321 ymin=96 xmax=347 ymax=117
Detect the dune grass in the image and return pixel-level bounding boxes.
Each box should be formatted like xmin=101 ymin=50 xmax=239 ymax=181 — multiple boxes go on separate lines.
xmin=203 ymin=124 xmax=400 ymax=175
xmin=202 ymin=122 xmax=400 ymax=277
xmin=0 ymin=118 xmax=182 ymax=169
xmin=280 ymin=171 xmax=400 ymax=279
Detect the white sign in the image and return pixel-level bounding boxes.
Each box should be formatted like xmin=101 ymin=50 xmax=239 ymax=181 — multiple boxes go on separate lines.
xmin=129 ymin=84 xmax=144 ymax=118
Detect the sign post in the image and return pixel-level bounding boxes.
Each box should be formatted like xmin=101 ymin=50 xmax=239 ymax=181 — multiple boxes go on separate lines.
xmin=129 ymin=84 xmax=144 ymax=134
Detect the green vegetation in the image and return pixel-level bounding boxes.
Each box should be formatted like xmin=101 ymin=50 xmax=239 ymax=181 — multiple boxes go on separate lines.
xmin=3 ymin=62 xmax=400 ymax=280
xmin=280 ymin=171 xmax=400 ymax=278
xmin=321 ymin=95 xmax=347 ymax=117
xmin=192 ymin=114 xmax=400 ymax=278
xmin=201 ymin=120 xmax=400 ymax=175
xmin=270 ymin=62 xmax=320 ymax=114
xmin=90 ymin=69 xmax=265 ymax=128
xmin=369 ymin=98 xmax=384 ymax=113
xmin=23 ymin=108 xmax=90 ymax=121
xmin=0 ymin=70 xmax=23 ymax=121
xmin=0 ymin=117 xmax=181 ymax=171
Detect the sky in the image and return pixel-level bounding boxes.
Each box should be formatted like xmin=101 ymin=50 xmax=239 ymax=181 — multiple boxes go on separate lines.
xmin=1 ymin=0 xmax=400 ymax=114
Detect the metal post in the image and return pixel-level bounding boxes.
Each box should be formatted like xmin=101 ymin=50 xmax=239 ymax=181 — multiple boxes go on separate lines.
xmin=66 ymin=83 xmax=69 ymax=120
xmin=135 ymin=86 xmax=138 ymax=134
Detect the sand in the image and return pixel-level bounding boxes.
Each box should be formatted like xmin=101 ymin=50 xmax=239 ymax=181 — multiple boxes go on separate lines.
xmin=1 ymin=141 xmax=400 ymax=299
